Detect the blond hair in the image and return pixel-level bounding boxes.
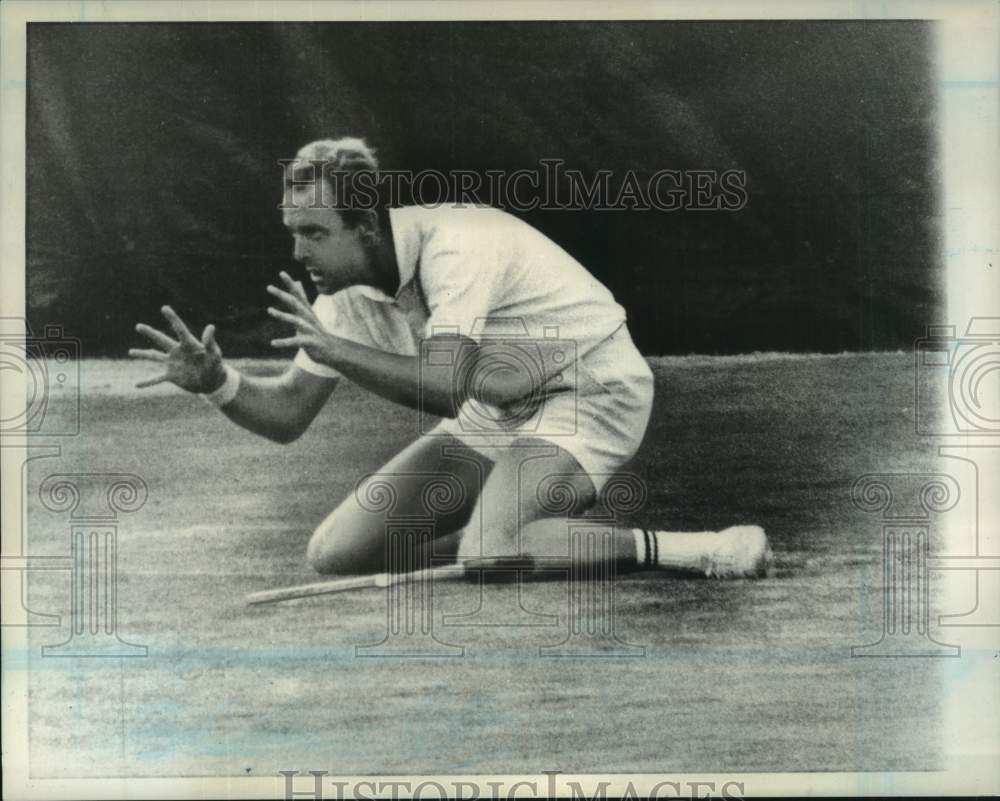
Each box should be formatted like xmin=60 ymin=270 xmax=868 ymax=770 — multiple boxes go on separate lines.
xmin=285 ymin=137 xmax=379 ymax=226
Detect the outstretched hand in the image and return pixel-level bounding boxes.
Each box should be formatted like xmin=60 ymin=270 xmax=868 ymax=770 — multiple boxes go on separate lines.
xmin=267 ymin=271 xmax=339 ymax=367
xmin=129 ymin=306 xmax=226 ymax=393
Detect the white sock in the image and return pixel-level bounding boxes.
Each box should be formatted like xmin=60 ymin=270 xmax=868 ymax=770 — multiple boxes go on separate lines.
xmin=631 ymin=527 xmax=719 ymax=571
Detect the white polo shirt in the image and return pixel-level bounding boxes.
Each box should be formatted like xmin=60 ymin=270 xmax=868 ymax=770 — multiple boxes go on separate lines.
xmin=293 ymin=205 xmax=627 ymax=379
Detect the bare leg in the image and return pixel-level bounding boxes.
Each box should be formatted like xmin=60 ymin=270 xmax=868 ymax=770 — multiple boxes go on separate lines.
xmin=306 ymin=433 xmax=490 ymax=574
xmin=454 ymin=436 xmax=635 ymax=565
xmin=450 ymin=437 xmax=770 ymax=578
xmin=309 ymin=434 xmax=771 ymax=579
xmin=516 ymin=517 xmax=638 ymax=565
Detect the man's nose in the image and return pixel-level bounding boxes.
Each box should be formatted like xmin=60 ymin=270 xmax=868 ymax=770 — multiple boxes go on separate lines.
xmin=293 ymin=237 xmax=309 ymax=263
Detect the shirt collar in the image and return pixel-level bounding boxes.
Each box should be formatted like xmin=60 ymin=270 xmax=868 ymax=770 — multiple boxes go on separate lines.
xmin=355 ymin=207 xmax=416 ymax=304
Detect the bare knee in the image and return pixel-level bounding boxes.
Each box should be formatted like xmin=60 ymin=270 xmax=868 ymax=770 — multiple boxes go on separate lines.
xmin=305 ymin=527 xmax=342 ymax=574
xmin=459 ymin=441 xmax=596 ymax=560
xmin=306 ymin=524 xmax=343 ymax=574
xmin=306 ymin=501 xmax=383 ymax=575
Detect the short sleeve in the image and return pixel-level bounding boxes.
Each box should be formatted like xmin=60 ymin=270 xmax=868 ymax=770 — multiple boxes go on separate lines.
xmin=420 ymin=225 xmax=503 ymax=342
xmin=293 ymin=294 xmax=342 ymax=378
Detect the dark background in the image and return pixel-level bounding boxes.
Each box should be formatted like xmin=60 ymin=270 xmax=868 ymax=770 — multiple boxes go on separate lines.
xmin=27 ymin=21 xmax=939 ymax=356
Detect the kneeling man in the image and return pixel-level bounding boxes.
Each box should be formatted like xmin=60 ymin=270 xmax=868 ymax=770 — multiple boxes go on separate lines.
xmin=131 ymin=138 xmax=772 ymax=579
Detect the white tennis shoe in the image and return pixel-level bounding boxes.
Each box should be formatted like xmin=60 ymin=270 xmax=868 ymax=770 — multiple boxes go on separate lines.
xmin=699 ymin=525 xmax=774 ymax=579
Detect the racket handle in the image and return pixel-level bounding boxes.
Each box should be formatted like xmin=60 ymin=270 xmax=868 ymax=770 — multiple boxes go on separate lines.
xmin=245 ymin=574 xmax=376 ymax=605
xmin=374 ymin=564 xmax=467 ymax=588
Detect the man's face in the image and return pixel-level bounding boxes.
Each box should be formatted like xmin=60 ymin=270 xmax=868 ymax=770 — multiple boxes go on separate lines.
xmin=282 ymin=185 xmax=369 ymax=295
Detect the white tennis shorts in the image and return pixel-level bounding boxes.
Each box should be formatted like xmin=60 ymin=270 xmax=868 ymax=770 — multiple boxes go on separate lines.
xmin=432 ymin=323 xmax=654 ymax=492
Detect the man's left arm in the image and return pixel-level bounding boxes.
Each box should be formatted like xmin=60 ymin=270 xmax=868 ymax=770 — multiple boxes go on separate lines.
xmin=266 ymin=275 xmax=468 ymax=417
xmin=268 ymin=273 xmax=555 ymax=415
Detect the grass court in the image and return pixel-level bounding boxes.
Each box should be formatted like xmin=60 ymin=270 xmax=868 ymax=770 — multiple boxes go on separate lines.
xmin=23 ymin=353 xmax=943 ymax=776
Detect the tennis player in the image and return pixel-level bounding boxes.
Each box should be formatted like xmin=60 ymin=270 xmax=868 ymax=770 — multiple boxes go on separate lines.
xmin=130 ymin=138 xmax=772 ymax=579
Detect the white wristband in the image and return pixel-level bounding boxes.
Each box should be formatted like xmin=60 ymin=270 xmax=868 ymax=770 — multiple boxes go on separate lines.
xmin=201 ymin=364 xmax=241 ymax=407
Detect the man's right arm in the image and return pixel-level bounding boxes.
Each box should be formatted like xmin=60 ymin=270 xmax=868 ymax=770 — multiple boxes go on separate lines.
xmin=217 ymin=365 xmax=336 ymax=443
xmin=130 ymin=305 xmax=336 ymax=444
